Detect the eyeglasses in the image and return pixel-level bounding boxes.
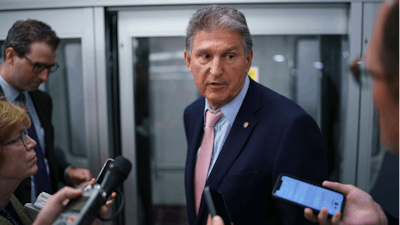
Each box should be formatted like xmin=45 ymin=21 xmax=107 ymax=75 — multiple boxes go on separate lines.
xmin=24 ymin=56 xmax=59 ymax=74
xmin=3 ymin=127 xmax=29 ymax=148
xmin=349 ymin=58 xmax=371 ymax=87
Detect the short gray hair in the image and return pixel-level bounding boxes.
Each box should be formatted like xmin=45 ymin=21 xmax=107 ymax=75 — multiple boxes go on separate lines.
xmin=185 ymin=5 xmax=253 ymax=56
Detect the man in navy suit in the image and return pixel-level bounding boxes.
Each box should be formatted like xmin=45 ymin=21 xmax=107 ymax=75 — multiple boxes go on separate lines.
xmin=183 ymin=5 xmax=328 ymax=225
xmin=0 ymin=19 xmax=91 ymax=205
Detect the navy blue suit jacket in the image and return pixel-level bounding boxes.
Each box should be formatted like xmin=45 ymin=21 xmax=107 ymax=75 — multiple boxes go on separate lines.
xmin=184 ymin=78 xmax=329 ymax=225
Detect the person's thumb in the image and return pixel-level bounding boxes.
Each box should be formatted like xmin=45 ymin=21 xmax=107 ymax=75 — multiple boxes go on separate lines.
xmin=53 ymin=187 xmax=82 ymax=204
xmin=322 ymin=180 xmax=352 ymax=195
xmin=213 ymin=216 xmax=225 ymax=225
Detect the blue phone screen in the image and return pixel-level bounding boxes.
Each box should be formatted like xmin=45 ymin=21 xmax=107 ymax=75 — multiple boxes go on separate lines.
xmin=275 ymin=176 xmax=343 ymax=215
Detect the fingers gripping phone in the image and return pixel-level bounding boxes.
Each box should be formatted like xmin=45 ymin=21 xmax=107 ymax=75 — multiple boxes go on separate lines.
xmin=203 ymin=186 xmax=232 ymax=225
xmin=272 ymin=174 xmax=346 ymax=219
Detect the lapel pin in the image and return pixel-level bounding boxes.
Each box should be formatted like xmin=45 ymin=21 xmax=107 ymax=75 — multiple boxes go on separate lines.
xmin=243 ymin=122 xmax=249 ymax=128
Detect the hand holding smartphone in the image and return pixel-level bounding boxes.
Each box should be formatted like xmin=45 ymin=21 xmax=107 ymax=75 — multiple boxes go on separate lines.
xmin=272 ymin=174 xmax=346 ymax=219
xmin=203 ymin=186 xmax=232 ymax=225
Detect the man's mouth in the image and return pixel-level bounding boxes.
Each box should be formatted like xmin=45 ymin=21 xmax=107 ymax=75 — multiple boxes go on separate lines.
xmin=30 ymin=155 xmax=37 ymax=162
xmin=209 ymin=82 xmax=224 ymax=85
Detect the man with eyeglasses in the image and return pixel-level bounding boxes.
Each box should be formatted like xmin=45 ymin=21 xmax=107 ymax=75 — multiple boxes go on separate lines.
xmin=303 ymin=0 xmax=399 ymax=224
xmin=0 ymin=19 xmax=91 ymax=205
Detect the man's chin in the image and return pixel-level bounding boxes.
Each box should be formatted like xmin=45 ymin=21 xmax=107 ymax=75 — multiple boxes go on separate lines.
xmin=25 ymin=85 xmax=40 ymax=92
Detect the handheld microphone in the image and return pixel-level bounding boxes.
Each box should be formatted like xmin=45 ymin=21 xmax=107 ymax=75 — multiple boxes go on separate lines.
xmin=52 ymin=156 xmax=132 ymax=225
xmin=100 ymin=156 xmax=131 ymax=199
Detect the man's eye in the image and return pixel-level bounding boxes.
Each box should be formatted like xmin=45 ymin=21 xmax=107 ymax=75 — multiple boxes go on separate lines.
xmin=226 ymin=55 xmax=234 ymax=59
xmin=34 ymin=63 xmax=46 ymax=69
xmin=200 ymin=54 xmax=210 ymax=59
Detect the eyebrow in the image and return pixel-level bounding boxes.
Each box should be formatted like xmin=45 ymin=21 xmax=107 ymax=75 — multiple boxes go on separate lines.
xmin=35 ymin=61 xmax=57 ymax=67
xmin=16 ymin=128 xmax=25 ymax=136
xmin=7 ymin=129 xmax=23 ymax=142
xmin=29 ymin=58 xmax=56 ymax=67
xmin=195 ymin=46 xmax=240 ymax=55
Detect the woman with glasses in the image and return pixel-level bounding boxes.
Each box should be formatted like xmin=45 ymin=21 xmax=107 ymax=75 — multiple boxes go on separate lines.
xmin=0 ymin=100 xmax=113 ymax=225
xmin=0 ymin=99 xmax=39 ymax=224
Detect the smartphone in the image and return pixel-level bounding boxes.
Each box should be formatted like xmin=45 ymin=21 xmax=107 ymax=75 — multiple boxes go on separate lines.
xmin=272 ymin=174 xmax=346 ymax=219
xmin=203 ymin=186 xmax=232 ymax=225
xmin=96 ymin=158 xmax=114 ymax=184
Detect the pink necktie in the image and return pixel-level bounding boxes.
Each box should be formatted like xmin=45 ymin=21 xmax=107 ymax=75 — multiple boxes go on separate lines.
xmin=194 ymin=110 xmax=223 ymax=214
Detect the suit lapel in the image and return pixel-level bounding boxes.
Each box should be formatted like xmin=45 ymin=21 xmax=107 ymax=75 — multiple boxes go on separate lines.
xmin=195 ymin=79 xmax=262 ymax=224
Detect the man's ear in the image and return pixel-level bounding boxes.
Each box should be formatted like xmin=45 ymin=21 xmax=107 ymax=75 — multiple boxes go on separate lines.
xmin=4 ymin=47 xmax=16 ymax=65
xmin=184 ymin=49 xmax=192 ymax=73
xmin=245 ymin=50 xmax=254 ymax=72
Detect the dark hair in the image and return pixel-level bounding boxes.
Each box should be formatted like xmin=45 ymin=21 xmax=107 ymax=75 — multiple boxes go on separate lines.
xmin=185 ymin=5 xmax=253 ymax=56
xmin=3 ymin=19 xmax=60 ymax=61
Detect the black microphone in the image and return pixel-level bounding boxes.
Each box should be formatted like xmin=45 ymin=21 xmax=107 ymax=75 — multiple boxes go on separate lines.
xmin=101 ymin=156 xmax=132 ymax=199
xmin=52 ymin=156 xmax=132 ymax=225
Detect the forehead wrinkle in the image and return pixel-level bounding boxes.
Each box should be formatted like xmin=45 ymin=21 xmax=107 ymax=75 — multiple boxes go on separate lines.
xmin=225 ymin=46 xmax=239 ymax=52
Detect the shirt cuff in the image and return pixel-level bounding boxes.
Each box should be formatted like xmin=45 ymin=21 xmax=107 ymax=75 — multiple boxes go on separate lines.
xmin=64 ymin=165 xmax=75 ymax=185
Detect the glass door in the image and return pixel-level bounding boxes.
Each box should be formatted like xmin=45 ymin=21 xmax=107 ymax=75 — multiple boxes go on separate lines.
xmin=0 ymin=7 xmax=109 ymax=185
xmin=116 ymin=4 xmax=379 ymax=225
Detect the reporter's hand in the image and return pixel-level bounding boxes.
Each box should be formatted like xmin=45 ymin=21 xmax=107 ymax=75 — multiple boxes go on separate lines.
xmin=32 ymin=179 xmax=118 ymax=225
xmin=99 ymin=191 xmax=117 ymax=216
xmin=304 ymin=181 xmax=388 ymax=225
xmin=206 ymin=214 xmax=234 ymax=225
xmin=87 ymin=178 xmax=117 ymax=216
xmin=67 ymin=167 xmax=92 ymax=185
xmin=32 ymin=186 xmax=82 ymax=225
xmin=207 ymin=214 xmax=225 ymax=225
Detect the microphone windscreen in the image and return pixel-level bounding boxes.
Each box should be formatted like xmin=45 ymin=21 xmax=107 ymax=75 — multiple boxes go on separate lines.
xmin=113 ymin=156 xmax=132 ymax=179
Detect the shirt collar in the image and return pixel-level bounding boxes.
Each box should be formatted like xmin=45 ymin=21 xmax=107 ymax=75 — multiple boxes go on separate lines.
xmin=0 ymin=75 xmax=24 ymax=103
xmin=204 ymin=76 xmax=250 ymax=125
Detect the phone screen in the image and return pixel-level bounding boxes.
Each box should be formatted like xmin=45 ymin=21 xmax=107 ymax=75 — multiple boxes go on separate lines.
xmin=65 ymin=198 xmax=86 ymax=212
xmin=274 ymin=175 xmax=344 ymax=216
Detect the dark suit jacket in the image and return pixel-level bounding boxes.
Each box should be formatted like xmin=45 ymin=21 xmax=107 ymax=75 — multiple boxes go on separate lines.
xmin=385 ymin=210 xmax=399 ymax=225
xmin=184 ymin=78 xmax=329 ymax=225
xmin=2 ymin=89 xmax=71 ymax=205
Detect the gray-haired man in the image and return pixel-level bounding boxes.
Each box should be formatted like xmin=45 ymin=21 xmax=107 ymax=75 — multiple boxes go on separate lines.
xmin=183 ymin=5 xmax=328 ymax=225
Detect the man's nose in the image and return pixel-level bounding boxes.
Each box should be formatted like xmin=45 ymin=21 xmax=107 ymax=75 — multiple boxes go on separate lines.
xmin=210 ymin=57 xmax=223 ymax=76
xmin=38 ymin=69 xmax=50 ymax=82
